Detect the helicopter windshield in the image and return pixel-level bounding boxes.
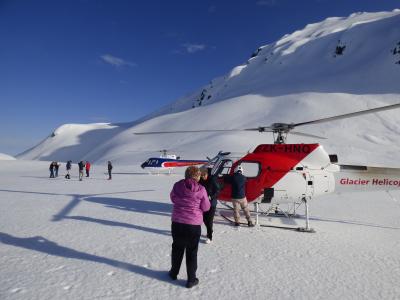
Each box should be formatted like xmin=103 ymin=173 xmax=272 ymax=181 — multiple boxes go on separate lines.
xmin=149 ymin=159 xmax=159 ymax=166
xmin=240 ymin=162 xmax=261 ymax=178
xmin=214 ymin=160 xmax=261 ymax=178
xmin=214 ymin=159 xmax=233 ymax=177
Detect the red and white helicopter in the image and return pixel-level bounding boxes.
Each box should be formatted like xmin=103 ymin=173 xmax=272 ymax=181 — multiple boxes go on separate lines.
xmin=135 ymin=103 xmax=400 ymax=232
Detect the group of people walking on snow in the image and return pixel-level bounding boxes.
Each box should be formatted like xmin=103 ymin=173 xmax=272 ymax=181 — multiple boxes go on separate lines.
xmin=49 ymin=160 xmax=113 ymax=180
xmin=169 ymin=164 xmax=253 ymax=288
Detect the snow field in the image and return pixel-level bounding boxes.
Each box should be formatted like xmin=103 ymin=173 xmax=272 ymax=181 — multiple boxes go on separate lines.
xmin=1 ymin=160 xmax=400 ymax=299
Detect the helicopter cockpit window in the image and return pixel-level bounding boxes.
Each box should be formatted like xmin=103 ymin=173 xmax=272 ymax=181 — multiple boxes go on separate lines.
xmin=149 ymin=159 xmax=158 ymax=166
xmin=239 ymin=162 xmax=261 ymax=178
xmin=215 ymin=159 xmax=233 ymax=177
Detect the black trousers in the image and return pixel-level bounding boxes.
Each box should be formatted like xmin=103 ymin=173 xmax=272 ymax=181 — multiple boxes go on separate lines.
xmin=170 ymin=222 xmax=201 ymax=282
xmin=203 ymin=206 xmax=216 ymax=240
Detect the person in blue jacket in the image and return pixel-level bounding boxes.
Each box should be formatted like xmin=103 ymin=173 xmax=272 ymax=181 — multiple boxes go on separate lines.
xmin=226 ymin=165 xmax=254 ymax=227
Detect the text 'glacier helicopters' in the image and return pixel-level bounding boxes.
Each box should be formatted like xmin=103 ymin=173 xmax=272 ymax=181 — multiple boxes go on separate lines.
xmin=140 ymin=149 xmax=208 ymax=174
xmin=135 ymin=102 xmax=400 ymax=232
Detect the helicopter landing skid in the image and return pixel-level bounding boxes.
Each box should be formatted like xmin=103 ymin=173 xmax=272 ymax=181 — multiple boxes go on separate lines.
xmin=219 ymin=201 xmax=300 ymax=218
xmin=220 ymin=212 xmax=300 ymax=231
xmin=254 ymin=198 xmax=315 ymax=233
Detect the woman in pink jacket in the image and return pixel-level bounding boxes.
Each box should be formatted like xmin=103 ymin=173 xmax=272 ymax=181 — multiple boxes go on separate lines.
xmin=169 ymin=166 xmax=210 ymax=288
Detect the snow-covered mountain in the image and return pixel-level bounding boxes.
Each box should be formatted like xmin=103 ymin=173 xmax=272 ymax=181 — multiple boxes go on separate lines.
xmin=18 ymin=10 xmax=400 ymax=166
xmin=0 ymin=153 xmax=16 ymax=160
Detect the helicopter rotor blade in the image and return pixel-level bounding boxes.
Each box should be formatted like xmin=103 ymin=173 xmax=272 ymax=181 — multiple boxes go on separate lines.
xmin=134 ymin=128 xmax=257 ymax=135
xmin=291 ymin=131 xmax=327 ymax=139
xmin=293 ymin=103 xmax=400 ymax=128
xmin=242 ymin=127 xmax=274 ymax=132
xmin=133 ymin=103 xmax=400 ymax=140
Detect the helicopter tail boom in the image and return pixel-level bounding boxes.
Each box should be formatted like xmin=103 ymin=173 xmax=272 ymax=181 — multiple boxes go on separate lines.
xmin=334 ymin=165 xmax=400 ymax=193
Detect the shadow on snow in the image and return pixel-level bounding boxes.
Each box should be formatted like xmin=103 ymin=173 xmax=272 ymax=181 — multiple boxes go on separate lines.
xmin=0 ymin=232 xmax=182 ymax=285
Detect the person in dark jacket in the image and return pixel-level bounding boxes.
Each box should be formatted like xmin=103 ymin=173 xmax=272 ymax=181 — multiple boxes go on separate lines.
xmin=54 ymin=162 xmax=60 ymax=177
xmin=169 ymin=166 xmax=210 ymax=288
xmin=226 ymin=164 xmax=254 ymax=227
xmin=199 ymin=167 xmax=222 ymax=244
xmin=78 ymin=161 xmax=85 ymax=181
xmin=107 ymin=161 xmax=113 ymax=180
xmin=49 ymin=162 xmax=55 ymax=178
xmin=65 ymin=160 xmax=72 ymax=179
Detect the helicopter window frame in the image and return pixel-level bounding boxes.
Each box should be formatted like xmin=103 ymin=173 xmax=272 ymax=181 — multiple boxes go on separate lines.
xmin=149 ymin=159 xmax=158 ymax=166
xmin=238 ymin=161 xmax=261 ymax=179
xmin=214 ymin=159 xmax=234 ymax=177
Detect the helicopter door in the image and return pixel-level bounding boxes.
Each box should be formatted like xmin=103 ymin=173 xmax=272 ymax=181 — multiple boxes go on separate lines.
xmin=307 ymin=172 xmax=331 ymax=197
xmin=213 ymin=159 xmax=234 ymax=200
xmin=214 ymin=159 xmax=234 ymax=177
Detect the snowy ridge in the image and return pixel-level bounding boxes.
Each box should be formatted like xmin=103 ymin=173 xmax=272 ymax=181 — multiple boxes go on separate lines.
xmin=17 ymin=10 xmax=400 ymax=167
xmin=154 ymin=9 xmax=400 ymax=113
xmin=18 ymin=123 xmax=125 ymax=162
xmin=0 ymin=153 xmax=16 ymax=160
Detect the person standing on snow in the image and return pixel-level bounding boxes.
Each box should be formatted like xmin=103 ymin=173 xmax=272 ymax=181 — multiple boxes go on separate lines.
xmin=55 ymin=162 xmax=60 ymax=177
xmin=85 ymin=161 xmax=91 ymax=177
xmin=199 ymin=166 xmax=222 ymax=244
xmin=107 ymin=161 xmax=113 ymax=180
xmin=78 ymin=161 xmax=85 ymax=181
xmin=49 ymin=162 xmax=55 ymax=178
xmin=169 ymin=166 xmax=210 ymax=288
xmin=65 ymin=160 xmax=72 ymax=179
xmin=226 ymin=164 xmax=254 ymax=227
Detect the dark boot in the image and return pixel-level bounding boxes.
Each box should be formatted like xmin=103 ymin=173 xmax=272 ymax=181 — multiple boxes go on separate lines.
xmin=186 ymin=278 xmax=199 ymax=288
xmin=168 ymin=270 xmax=177 ymax=280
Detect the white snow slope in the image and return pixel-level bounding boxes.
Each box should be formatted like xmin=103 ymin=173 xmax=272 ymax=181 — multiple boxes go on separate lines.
xmin=17 ymin=10 xmax=400 ymax=167
xmin=1 ymin=161 xmax=400 ymax=300
xmin=0 ymin=153 xmax=16 ymax=160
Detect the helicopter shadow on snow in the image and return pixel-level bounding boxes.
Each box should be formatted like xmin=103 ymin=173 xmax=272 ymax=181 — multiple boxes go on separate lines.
xmin=215 ymin=207 xmax=400 ymax=231
xmin=57 ymin=195 xmax=173 ymax=237
xmin=0 ymin=232 xmax=183 ymax=286
xmin=50 ymin=194 xmax=173 ymax=237
xmin=63 ymin=215 xmax=171 ymax=236
xmin=305 ymin=215 xmax=400 ymax=230
xmin=82 ymin=196 xmax=172 ymax=218
xmin=257 ymin=213 xmax=400 ymax=230
xmin=0 ymin=188 xmax=173 ymax=237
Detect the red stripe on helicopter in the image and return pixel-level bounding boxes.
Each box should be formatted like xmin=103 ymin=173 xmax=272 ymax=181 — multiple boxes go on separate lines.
xmin=219 ymin=144 xmax=320 ymax=201
xmin=251 ymin=144 xmax=319 ymax=200
xmin=162 ymin=161 xmax=207 ymax=168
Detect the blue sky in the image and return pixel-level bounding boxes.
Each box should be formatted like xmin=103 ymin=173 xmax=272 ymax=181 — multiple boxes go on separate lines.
xmin=1 ymin=0 xmax=399 ymax=155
